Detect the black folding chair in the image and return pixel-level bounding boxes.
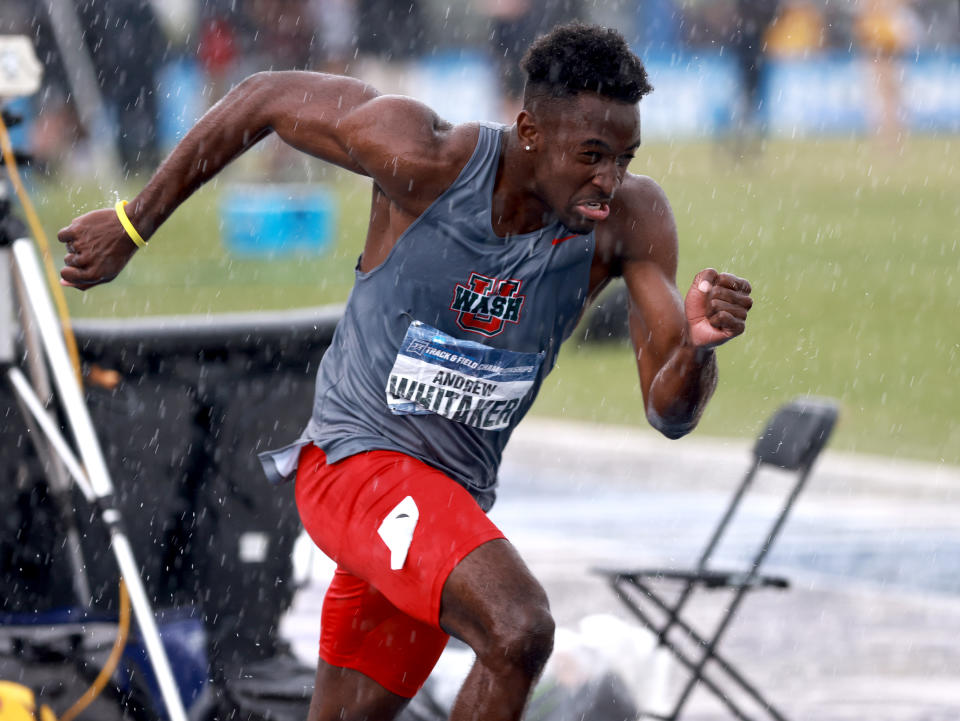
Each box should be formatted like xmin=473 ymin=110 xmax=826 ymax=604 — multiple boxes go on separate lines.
xmin=594 ymin=397 xmax=839 ymax=721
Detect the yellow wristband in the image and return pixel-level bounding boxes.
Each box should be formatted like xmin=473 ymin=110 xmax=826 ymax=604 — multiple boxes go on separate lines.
xmin=115 ymin=200 xmax=147 ymax=249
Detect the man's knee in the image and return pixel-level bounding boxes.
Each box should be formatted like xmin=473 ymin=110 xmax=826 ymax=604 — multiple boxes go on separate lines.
xmin=440 ymin=539 xmax=556 ymax=676
xmin=477 ymin=598 xmax=555 ymax=678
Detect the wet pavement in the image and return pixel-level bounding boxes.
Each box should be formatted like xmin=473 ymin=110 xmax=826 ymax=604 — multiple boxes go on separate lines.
xmin=282 ymin=418 xmax=960 ymax=720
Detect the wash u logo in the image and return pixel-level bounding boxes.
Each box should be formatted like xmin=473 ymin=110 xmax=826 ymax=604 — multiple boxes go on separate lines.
xmin=449 ymin=272 xmax=526 ymax=337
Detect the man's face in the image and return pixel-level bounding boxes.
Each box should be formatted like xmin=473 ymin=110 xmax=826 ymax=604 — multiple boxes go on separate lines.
xmin=531 ymin=93 xmax=641 ymax=234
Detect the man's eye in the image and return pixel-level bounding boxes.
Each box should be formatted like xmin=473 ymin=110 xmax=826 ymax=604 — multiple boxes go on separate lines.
xmin=616 ymin=155 xmax=634 ymax=168
xmin=582 ymin=152 xmax=601 ymax=163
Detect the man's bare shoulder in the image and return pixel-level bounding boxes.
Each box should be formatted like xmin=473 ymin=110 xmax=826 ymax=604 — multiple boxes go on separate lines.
xmin=597 ymin=172 xmax=678 ymax=268
xmin=345 ymin=95 xmax=482 ymax=203
xmin=608 ymin=173 xmax=674 ymax=238
xmin=346 ymin=95 xmax=477 ymax=166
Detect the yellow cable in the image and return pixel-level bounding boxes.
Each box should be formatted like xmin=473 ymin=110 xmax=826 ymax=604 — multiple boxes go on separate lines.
xmin=60 ymin=580 xmax=131 ymax=721
xmin=0 ymin=112 xmax=82 ymax=385
xmin=1 ymin=113 xmax=133 ymax=721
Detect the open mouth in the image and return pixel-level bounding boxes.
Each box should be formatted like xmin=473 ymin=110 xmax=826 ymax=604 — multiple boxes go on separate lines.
xmin=574 ymin=200 xmax=610 ymax=222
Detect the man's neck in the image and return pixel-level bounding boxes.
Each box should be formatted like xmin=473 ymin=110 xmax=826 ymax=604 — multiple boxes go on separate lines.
xmin=490 ymin=128 xmax=555 ymax=238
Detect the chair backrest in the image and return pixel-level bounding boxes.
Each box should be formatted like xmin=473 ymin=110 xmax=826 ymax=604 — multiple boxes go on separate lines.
xmin=753 ymin=397 xmax=839 ymax=471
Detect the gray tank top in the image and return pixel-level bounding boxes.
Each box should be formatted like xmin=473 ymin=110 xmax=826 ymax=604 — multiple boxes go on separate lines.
xmin=259 ymin=123 xmax=595 ymax=510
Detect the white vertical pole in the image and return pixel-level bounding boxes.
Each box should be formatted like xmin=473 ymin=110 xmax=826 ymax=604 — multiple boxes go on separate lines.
xmin=38 ymin=0 xmax=122 ymax=180
xmin=0 ymin=247 xmax=13 ymax=364
xmin=12 ymin=239 xmax=112 ymax=494
xmin=6 ymin=245 xmax=93 ymax=604
xmin=11 ymin=238 xmax=188 ymax=721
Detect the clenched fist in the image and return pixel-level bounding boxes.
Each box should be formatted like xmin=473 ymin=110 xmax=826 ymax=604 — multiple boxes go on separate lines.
xmin=684 ymin=268 xmax=753 ymax=349
xmin=58 ymin=208 xmax=141 ymax=290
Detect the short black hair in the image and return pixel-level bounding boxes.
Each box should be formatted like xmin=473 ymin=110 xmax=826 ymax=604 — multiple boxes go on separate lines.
xmin=521 ymin=22 xmax=653 ymax=105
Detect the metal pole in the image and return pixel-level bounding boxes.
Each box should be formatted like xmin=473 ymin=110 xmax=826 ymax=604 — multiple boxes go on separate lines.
xmin=38 ymin=0 xmax=121 ymax=180
xmin=7 ymin=366 xmax=95 ymax=503
xmin=9 ymin=246 xmax=93 ymax=604
xmin=0 ymin=246 xmax=12 ymax=364
xmin=12 ymin=238 xmax=113 ymax=493
xmin=11 ymin=238 xmax=188 ymax=721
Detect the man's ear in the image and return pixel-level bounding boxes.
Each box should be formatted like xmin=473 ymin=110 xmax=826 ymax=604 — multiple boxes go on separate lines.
xmin=516 ymin=109 xmax=540 ymax=150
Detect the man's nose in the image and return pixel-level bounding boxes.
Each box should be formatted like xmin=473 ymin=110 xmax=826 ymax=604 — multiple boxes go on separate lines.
xmin=592 ymin=163 xmax=617 ymax=197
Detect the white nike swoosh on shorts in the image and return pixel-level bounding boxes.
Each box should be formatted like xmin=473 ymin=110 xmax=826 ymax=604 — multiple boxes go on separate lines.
xmin=378 ymin=496 xmax=420 ymax=570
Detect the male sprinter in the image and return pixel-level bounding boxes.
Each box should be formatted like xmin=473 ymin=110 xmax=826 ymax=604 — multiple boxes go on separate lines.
xmin=59 ymin=23 xmax=752 ymax=721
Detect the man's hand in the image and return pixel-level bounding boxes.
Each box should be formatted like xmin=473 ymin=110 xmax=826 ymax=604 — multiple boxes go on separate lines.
xmin=684 ymin=268 xmax=753 ymax=349
xmin=58 ymin=208 xmax=139 ymax=290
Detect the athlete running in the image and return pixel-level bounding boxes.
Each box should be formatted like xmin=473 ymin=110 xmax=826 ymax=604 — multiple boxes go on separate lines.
xmin=58 ymin=23 xmax=752 ymax=721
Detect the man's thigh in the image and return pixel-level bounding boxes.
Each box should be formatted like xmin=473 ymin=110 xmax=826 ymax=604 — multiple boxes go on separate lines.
xmin=295 ymin=444 xmax=506 ymax=625
xmin=317 ymin=567 xmax=449 ymax=698
xmin=295 ymin=444 xmax=507 ymax=696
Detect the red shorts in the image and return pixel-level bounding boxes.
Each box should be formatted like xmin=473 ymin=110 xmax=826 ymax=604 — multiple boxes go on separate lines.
xmin=294 ymin=443 xmax=505 ymax=697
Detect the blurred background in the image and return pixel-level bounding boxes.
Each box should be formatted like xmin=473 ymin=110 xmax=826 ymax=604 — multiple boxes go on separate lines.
xmin=0 ymin=0 xmax=957 ymax=463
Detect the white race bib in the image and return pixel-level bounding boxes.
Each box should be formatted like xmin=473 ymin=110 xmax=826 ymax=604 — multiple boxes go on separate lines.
xmin=385 ymin=321 xmax=544 ymax=431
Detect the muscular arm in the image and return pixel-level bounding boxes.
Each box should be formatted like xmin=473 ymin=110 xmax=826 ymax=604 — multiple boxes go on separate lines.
xmin=128 ymin=72 xmax=379 ymax=239
xmin=625 ymin=257 xmax=718 ymax=439
xmin=600 ymin=176 xmax=751 ymax=438
xmin=130 ymin=71 xmax=468 ymax=235
xmin=59 ymin=71 xmax=471 ymax=288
